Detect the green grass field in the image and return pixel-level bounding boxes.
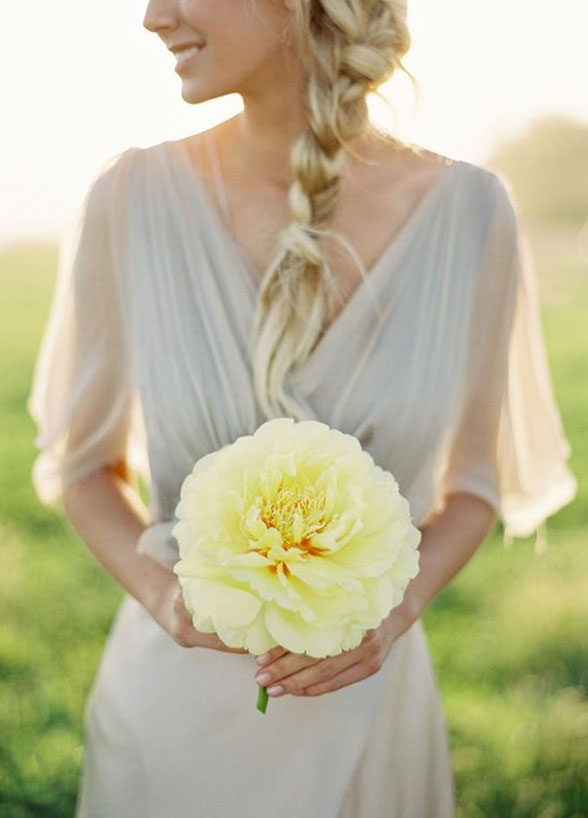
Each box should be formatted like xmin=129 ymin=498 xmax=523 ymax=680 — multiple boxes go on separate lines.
xmin=0 ymin=235 xmax=586 ymax=818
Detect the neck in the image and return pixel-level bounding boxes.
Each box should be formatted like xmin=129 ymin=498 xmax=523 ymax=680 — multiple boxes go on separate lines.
xmin=225 ymin=72 xmax=309 ymax=189
xmin=215 ymin=61 xmax=379 ymax=191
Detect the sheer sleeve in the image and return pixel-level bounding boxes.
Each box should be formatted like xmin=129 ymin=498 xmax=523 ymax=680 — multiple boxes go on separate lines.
xmin=437 ymin=171 xmax=577 ymax=542
xmin=27 ymin=148 xmax=142 ymax=509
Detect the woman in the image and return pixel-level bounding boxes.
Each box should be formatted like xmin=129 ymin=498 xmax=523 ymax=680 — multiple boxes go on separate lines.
xmin=27 ymin=1 xmax=577 ymax=816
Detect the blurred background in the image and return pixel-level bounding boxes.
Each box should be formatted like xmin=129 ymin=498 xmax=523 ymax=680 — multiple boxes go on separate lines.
xmin=0 ymin=0 xmax=586 ymax=816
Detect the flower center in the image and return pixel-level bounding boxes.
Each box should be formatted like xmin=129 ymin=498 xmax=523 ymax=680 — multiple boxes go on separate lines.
xmin=254 ymin=479 xmax=331 ymax=570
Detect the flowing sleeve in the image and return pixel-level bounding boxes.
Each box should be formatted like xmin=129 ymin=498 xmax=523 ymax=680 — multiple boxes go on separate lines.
xmin=27 ymin=148 xmax=144 ymax=509
xmin=437 ymin=170 xmax=577 ymax=542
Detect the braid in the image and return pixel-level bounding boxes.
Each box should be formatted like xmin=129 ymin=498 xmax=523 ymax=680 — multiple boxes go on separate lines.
xmin=249 ymin=0 xmax=413 ymax=421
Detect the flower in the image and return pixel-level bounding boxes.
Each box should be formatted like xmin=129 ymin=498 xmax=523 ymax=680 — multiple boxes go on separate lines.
xmin=172 ymin=418 xmax=421 ymax=662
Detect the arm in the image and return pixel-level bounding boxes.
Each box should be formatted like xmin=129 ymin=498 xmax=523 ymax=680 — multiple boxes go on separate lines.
xmin=27 ymin=152 xmax=245 ymax=656
xmin=398 ymin=490 xmax=497 ymax=625
xmin=62 ymin=466 xmax=247 ymax=654
xmin=63 ymin=465 xmax=166 ymax=614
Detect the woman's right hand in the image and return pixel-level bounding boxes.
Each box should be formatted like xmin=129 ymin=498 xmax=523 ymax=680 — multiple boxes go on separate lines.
xmin=149 ymin=573 xmax=249 ymax=654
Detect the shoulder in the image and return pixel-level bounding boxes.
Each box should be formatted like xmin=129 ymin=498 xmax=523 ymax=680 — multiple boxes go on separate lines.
xmin=406 ymin=148 xmax=523 ymax=285
xmin=369 ymin=138 xmax=516 ymax=215
xmin=415 ymin=149 xmax=521 ymax=243
xmin=448 ymin=160 xmax=522 ymax=282
xmin=448 ymin=156 xmax=519 ymax=225
xmin=83 ymin=145 xmax=143 ymax=215
xmin=95 ymin=137 xmax=204 ymax=195
xmin=453 ymin=162 xmax=523 ymax=299
xmin=71 ymin=145 xmax=146 ymax=259
xmin=408 ymin=141 xmax=516 ymax=203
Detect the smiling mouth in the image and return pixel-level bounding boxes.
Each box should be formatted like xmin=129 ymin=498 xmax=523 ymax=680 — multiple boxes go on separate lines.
xmin=174 ymin=45 xmax=205 ymax=73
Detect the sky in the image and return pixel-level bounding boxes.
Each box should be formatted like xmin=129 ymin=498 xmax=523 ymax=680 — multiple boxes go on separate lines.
xmin=1 ymin=0 xmax=586 ymax=246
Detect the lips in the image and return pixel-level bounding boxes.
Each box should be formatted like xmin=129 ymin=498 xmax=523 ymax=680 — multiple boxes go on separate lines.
xmin=168 ymin=40 xmax=206 ymax=54
xmin=174 ymin=44 xmax=205 ymax=74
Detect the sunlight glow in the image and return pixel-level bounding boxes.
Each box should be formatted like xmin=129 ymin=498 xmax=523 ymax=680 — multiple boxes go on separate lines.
xmin=0 ymin=0 xmax=586 ymax=245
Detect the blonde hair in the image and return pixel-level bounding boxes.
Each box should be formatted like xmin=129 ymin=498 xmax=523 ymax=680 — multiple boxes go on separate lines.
xmin=248 ymin=0 xmax=415 ymax=421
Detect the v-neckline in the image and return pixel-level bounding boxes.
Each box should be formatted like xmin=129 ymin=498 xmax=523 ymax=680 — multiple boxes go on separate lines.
xmin=166 ymin=136 xmax=461 ymax=363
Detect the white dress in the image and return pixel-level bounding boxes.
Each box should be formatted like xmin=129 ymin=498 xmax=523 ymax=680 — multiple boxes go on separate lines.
xmin=27 ymin=131 xmax=577 ymax=818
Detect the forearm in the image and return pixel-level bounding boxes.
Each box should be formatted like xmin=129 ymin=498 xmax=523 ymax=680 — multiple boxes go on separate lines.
xmin=398 ymin=491 xmax=497 ymax=623
xmin=62 ymin=466 xmax=175 ymax=615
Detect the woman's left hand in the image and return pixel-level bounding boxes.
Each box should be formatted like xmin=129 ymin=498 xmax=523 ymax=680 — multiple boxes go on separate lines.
xmin=252 ymin=602 xmax=418 ymax=698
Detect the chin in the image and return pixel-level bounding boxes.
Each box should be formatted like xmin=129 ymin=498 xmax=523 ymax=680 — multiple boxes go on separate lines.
xmin=179 ymin=77 xmax=229 ymax=106
xmin=180 ymin=87 xmax=203 ymax=105
xmin=179 ymin=83 xmax=211 ymax=105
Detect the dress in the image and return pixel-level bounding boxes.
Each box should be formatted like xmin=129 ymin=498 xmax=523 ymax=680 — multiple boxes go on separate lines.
xmin=26 ymin=131 xmax=577 ymax=818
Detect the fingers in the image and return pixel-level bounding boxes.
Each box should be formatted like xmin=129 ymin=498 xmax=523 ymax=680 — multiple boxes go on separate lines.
xmin=254 ymin=647 xmax=358 ymax=695
xmin=254 ymin=649 xmax=321 ymax=689
xmin=172 ymin=623 xmax=248 ymax=652
xmin=300 ymin=631 xmax=384 ymax=696
xmin=254 ymin=645 xmax=288 ymax=666
xmin=253 ymin=629 xmax=385 ymax=697
xmin=302 ymin=660 xmax=375 ymax=696
xmin=171 ymin=588 xmax=247 ymax=651
xmin=201 ymin=634 xmax=249 ymax=654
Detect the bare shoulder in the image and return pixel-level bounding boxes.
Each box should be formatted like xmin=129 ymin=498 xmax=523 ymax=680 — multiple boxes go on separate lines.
xmin=344 ymin=136 xmax=456 ymax=206
xmin=397 ymin=142 xmax=513 ymax=208
xmin=401 ymin=143 xmax=456 ymax=169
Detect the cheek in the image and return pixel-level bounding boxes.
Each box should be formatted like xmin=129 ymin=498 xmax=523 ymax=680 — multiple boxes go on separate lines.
xmin=177 ymin=0 xmax=289 ymax=96
xmin=204 ymin=36 xmax=284 ymax=96
xmin=182 ymin=0 xmax=288 ymax=66
xmin=222 ymin=33 xmax=279 ymax=74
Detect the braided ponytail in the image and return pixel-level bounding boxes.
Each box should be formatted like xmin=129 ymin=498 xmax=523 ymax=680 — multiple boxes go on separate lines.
xmin=249 ymin=0 xmax=414 ymax=421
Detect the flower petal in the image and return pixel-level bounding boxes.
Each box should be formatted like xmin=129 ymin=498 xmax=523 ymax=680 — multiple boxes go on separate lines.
xmin=192 ymin=580 xmax=262 ymax=628
xmin=264 ymin=604 xmax=347 ymax=658
xmin=286 ymin=557 xmax=363 ymax=592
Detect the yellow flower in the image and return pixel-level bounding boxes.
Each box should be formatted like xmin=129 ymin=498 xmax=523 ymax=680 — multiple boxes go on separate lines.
xmin=172 ymin=418 xmax=421 ymax=658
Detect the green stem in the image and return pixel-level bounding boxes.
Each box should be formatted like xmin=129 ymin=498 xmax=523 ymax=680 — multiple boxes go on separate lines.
xmin=256 ymin=684 xmax=269 ymax=714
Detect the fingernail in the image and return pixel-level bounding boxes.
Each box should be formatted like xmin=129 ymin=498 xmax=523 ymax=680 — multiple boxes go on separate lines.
xmin=267 ymin=685 xmax=284 ymax=696
xmin=256 ymin=653 xmax=271 ymax=665
xmin=255 ymin=672 xmax=271 ymax=684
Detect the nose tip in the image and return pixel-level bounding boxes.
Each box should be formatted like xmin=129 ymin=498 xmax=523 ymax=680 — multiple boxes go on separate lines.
xmin=142 ymin=0 xmax=176 ymax=33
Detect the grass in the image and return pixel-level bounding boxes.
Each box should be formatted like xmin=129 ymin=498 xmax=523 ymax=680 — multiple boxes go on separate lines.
xmin=0 ymin=230 xmax=586 ymax=818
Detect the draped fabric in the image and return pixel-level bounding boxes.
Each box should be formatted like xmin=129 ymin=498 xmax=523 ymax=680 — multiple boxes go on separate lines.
xmin=27 ymin=137 xmax=577 ymax=817
xmin=28 ymin=139 xmax=576 ymax=540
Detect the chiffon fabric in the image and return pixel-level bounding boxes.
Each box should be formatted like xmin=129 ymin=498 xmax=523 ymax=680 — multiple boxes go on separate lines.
xmin=27 ymin=132 xmax=577 ymax=818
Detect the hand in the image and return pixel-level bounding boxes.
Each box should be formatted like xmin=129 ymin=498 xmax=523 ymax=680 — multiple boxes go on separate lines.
xmin=148 ymin=574 xmax=248 ymax=654
xmin=252 ymin=603 xmax=417 ymax=698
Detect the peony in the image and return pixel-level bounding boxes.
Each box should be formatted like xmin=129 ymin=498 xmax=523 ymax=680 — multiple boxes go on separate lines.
xmin=172 ymin=417 xmax=421 ymax=710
